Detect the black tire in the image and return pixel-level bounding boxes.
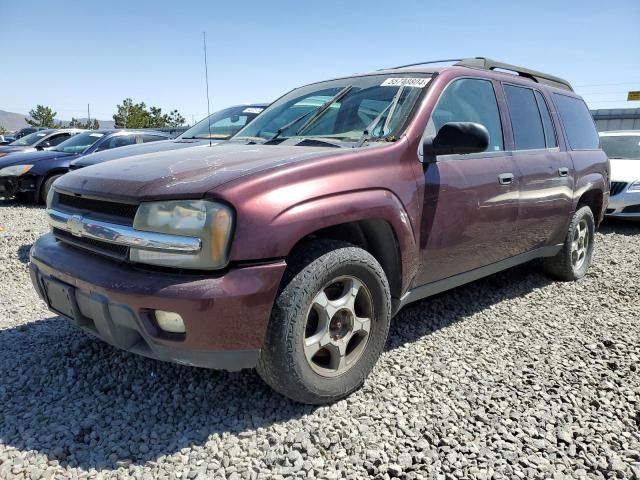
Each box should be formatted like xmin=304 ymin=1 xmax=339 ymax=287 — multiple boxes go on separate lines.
xmin=257 ymin=239 xmax=391 ymax=404
xmin=542 ymin=205 xmax=595 ymax=281
xmin=40 ymin=174 xmax=62 ymax=204
xmin=13 ymin=192 xmax=35 ymax=203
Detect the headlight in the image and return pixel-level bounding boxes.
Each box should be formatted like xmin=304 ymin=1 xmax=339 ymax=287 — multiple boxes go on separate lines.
xmin=130 ymin=200 xmax=233 ymax=269
xmin=0 ymin=164 xmax=33 ymax=177
xmin=628 ymin=181 xmax=640 ymax=192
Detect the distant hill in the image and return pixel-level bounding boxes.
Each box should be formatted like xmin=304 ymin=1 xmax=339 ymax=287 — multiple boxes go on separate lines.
xmin=0 ymin=109 xmax=115 ymax=131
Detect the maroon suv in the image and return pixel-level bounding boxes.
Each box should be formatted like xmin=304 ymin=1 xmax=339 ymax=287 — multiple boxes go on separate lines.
xmin=29 ymin=58 xmax=609 ymax=404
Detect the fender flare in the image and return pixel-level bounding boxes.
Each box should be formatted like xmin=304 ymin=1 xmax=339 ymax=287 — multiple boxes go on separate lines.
xmin=572 ymin=173 xmax=607 ymax=215
xmin=230 ymin=188 xmax=419 ymax=294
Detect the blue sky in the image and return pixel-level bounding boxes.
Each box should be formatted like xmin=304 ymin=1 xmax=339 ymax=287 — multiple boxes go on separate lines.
xmin=1 ymin=0 xmax=639 ymax=123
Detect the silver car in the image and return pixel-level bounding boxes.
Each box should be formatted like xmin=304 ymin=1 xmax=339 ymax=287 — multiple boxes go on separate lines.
xmin=0 ymin=128 xmax=85 ymax=158
xmin=600 ymin=130 xmax=640 ymax=219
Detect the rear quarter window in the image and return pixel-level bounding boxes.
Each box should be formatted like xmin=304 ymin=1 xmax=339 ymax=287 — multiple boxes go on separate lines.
xmin=553 ymin=94 xmax=599 ymax=150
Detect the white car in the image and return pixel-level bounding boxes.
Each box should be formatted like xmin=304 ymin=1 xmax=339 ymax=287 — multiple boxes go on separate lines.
xmin=600 ymin=130 xmax=640 ymax=219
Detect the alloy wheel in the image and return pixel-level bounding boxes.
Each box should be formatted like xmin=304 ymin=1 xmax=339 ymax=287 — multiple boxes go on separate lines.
xmin=303 ymin=276 xmax=374 ymax=377
xmin=571 ymin=219 xmax=589 ymax=269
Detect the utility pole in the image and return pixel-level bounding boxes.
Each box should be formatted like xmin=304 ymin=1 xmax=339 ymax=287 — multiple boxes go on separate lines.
xmin=87 ymin=104 xmax=91 ymax=128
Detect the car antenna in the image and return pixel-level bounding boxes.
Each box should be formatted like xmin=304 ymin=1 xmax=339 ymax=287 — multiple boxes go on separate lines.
xmin=203 ymin=31 xmax=213 ymax=147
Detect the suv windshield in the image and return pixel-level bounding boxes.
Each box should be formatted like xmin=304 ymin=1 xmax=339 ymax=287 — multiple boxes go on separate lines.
xmin=10 ymin=130 xmax=52 ymax=146
xmin=235 ymin=74 xmax=431 ymax=144
xmin=600 ymin=135 xmax=640 ymax=160
xmin=53 ymin=132 xmax=104 ymax=154
xmin=179 ymin=106 xmax=265 ymax=140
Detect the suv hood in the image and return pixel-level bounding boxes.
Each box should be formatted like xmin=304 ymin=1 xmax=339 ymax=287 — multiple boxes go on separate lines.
xmin=56 ymin=142 xmax=352 ymax=200
xmin=0 ymin=149 xmax=75 ymax=168
xmin=610 ymin=158 xmax=640 ymax=183
xmin=72 ymin=139 xmax=210 ymax=167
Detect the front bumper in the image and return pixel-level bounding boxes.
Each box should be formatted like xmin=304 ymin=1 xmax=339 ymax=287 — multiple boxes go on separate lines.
xmin=605 ymin=189 xmax=640 ymax=219
xmin=0 ymin=175 xmax=37 ymax=198
xmin=29 ymin=234 xmax=286 ymax=370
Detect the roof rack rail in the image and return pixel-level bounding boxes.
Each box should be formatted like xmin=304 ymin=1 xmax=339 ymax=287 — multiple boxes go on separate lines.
xmin=383 ymin=57 xmax=573 ymax=92
xmin=454 ymin=57 xmax=573 ymax=91
xmin=382 ymin=59 xmax=462 ymax=70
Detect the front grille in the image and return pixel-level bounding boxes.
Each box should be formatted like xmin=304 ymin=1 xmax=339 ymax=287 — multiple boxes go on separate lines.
xmin=55 ymin=193 xmax=138 ymax=224
xmin=622 ymin=204 xmax=640 ymax=214
xmin=53 ymin=228 xmax=129 ymax=260
xmin=610 ymin=182 xmax=627 ymax=196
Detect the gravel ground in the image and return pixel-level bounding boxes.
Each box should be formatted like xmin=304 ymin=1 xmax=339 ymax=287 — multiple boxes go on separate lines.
xmin=1 ymin=199 xmax=639 ymax=480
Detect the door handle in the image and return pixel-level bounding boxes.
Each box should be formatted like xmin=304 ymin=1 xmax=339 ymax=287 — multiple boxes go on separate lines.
xmin=558 ymin=167 xmax=569 ymax=177
xmin=498 ymin=173 xmax=514 ymax=185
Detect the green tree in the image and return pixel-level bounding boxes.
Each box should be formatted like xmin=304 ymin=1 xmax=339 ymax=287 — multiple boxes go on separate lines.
xmin=113 ymin=98 xmax=149 ymax=128
xmin=26 ymin=105 xmax=58 ymax=128
xmin=113 ymin=98 xmax=184 ymax=129
xmin=166 ymin=109 xmax=186 ymax=127
xmin=148 ymin=106 xmax=166 ymax=128
xmin=0 ymin=125 xmax=7 ymax=135
xmin=69 ymin=118 xmax=101 ymax=129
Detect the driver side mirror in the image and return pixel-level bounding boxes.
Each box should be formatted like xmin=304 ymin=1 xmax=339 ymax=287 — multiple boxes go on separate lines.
xmin=36 ymin=141 xmax=51 ymax=150
xmin=422 ymin=122 xmax=489 ymax=163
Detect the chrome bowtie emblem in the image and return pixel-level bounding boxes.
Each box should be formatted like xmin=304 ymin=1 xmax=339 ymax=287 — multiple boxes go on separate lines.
xmin=67 ymin=214 xmax=84 ymax=237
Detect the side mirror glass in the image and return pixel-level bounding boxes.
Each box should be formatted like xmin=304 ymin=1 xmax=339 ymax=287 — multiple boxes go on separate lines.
xmin=422 ymin=122 xmax=489 ymax=163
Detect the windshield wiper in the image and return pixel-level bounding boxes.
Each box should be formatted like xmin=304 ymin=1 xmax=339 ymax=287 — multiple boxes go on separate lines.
xmin=355 ymin=103 xmax=394 ymax=148
xmin=265 ymin=110 xmax=315 ymax=143
xmin=295 ymin=85 xmax=353 ymax=137
xmin=355 ymin=86 xmax=407 ymax=147
xmin=265 ymin=85 xmax=353 ymax=143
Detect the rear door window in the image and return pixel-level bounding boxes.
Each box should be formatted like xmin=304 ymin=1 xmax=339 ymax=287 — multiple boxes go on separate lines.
xmin=48 ymin=133 xmax=71 ymax=146
xmin=504 ymin=85 xmax=546 ymax=150
xmin=553 ymin=94 xmax=599 ymax=150
xmin=96 ymin=134 xmax=137 ymax=151
xmin=428 ymin=78 xmax=504 ymax=152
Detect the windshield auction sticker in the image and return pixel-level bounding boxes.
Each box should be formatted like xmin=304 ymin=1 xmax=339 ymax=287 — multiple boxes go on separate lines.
xmin=381 ymin=77 xmax=430 ymax=88
xmin=243 ymin=107 xmax=264 ymax=114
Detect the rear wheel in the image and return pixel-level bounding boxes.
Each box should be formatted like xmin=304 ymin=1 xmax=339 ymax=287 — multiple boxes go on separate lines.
xmin=542 ymin=205 xmax=595 ymax=281
xmin=257 ymin=240 xmax=391 ymax=404
xmin=40 ymin=174 xmax=62 ymax=204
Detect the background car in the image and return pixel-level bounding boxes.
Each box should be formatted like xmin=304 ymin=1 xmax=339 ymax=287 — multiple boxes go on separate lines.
xmin=0 ymin=135 xmax=16 ymax=145
xmin=0 ymin=128 xmax=85 ymax=158
xmin=600 ymin=130 xmax=640 ymax=219
xmin=14 ymin=127 xmax=47 ymax=139
xmin=70 ymin=104 xmax=267 ymax=169
xmin=0 ymin=129 xmax=171 ymax=202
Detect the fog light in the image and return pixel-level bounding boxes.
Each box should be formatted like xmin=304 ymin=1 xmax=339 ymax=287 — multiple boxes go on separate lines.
xmin=155 ymin=310 xmax=186 ymax=334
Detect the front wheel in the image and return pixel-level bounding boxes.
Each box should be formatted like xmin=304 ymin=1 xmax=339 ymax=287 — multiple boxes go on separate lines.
xmin=257 ymin=240 xmax=391 ymax=404
xmin=542 ymin=205 xmax=595 ymax=281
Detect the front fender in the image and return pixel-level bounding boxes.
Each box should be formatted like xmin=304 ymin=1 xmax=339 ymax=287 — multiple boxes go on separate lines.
xmin=229 ymin=188 xmax=418 ymax=288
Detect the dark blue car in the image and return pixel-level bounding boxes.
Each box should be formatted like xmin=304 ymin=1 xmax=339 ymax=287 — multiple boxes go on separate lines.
xmin=0 ymin=129 xmax=171 ymax=202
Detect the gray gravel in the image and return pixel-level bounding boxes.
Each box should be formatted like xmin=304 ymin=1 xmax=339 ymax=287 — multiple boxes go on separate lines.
xmin=1 ymin=199 xmax=639 ymax=480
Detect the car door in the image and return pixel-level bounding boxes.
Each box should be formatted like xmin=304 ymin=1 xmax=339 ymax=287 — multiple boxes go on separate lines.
xmin=415 ymin=77 xmax=521 ymax=286
xmin=502 ymin=84 xmax=573 ymax=251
